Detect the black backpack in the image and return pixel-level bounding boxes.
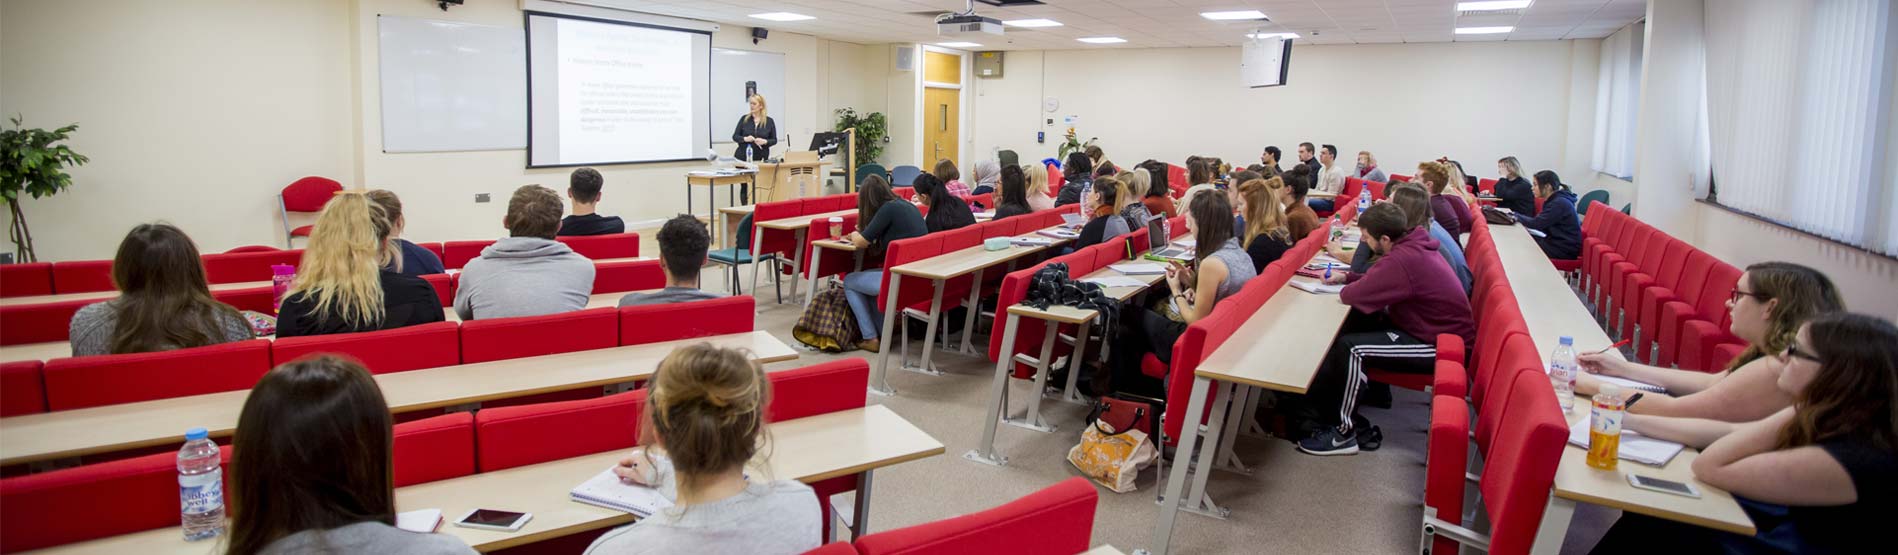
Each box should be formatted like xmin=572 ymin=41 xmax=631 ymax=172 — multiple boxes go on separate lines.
xmin=1021 ymin=262 xmax=1121 ymax=344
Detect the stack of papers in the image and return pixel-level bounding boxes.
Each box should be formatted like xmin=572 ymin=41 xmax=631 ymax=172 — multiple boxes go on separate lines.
xmin=1108 ymin=262 xmax=1167 ymax=275
xmin=1037 ymin=229 xmax=1080 ymax=239
xmin=570 ymin=468 xmax=674 ymax=517
xmin=1594 ymin=375 xmax=1666 ymax=394
xmin=1082 ymin=276 xmax=1148 ymax=289
xmin=1565 ymin=419 xmax=1685 ymax=466
xmin=1011 ymin=237 xmax=1054 ymax=247
xmin=1289 ymin=280 xmax=1344 ymax=295
xmin=396 ymin=509 xmax=442 ymax=533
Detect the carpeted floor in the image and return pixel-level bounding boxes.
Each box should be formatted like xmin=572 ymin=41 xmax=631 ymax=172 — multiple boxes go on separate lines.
xmin=693 ymin=266 xmax=1619 ymax=555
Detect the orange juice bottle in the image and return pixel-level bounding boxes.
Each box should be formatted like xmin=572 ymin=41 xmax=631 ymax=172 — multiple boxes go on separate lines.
xmin=1587 ymin=384 xmax=1625 ymax=470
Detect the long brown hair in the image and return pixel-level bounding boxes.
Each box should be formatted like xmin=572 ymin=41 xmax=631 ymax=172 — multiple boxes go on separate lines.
xmin=1389 ymin=183 xmax=1433 ymax=229
xmin=1730 ymin=262 xmax=1844 ymax=371
xmin=107 ymin=224 xmax=246 ymax=354
xmin=1235 ymin=178 xmax=1289 ymax=248
xmin=1776 ymin=313 xmax=1898 ymax=452
xmin=1187 ymin=188 xmax=1235 ymax=265
xmin=1188 ymin=158 xmax=1214 ymax=186
xmin=856 ymin=174 xmax=899 ymax=226
xmin=228 ymin=356 xmax=395 ymax=555
xmin=643 ymin=343 xmax=772 ymax=497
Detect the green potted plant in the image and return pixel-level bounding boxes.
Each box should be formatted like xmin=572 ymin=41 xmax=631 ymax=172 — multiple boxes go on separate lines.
xmin=1 ymin=116 xmax=89 ymax=262
xmin=1055 ymin=126 xmax=1096 ymax=161
xmin=833 ymin=108 xmax=887 ymax=168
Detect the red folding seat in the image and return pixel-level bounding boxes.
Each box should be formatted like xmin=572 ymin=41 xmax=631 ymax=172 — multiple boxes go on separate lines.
xmin=419 ymin=273 xmax=452 ymax=307
xmin=462 ymin=308 xmax=618 ymax=364
xmin=618 ymin=295 xmax=754 ymax=345
xmin=807 ymin=543 xmax=860 ymax=555
xmin=417 ymin=241 xmax=446 ymax=263
xmin=1390 ymin=174 xmax=1412 ymax=182
xmin=1660 ymin=262 xmax=1740 ymax=370
xmin=0 ymin=298 xmax=94 ymax=345
xmin=1636 ymin=251 xmax=1713 ymax=363
xmin=853 ymin=477 xmax=1096 ymax=555
xmin=201 ymin=248 xmax=302 ymax=284
xmin=1365 ymin=180 xmax=1388 ymax=200
xmin=557 ymin=232 xmax=640 ymax=260
xmin=273 ymin=321 xmax=460 ymax=374
xmin=0 ymin=445 xmax=231 ymax=552
xmin=49 ymin=260 xmax=114 ymax=294
xmin=1597 ymin=226 xmax=1656 ymax=326
xmin=593 ymin=258 xmax=666 ymax=294
xmin=392 ymin=412 xmax=476 ymax=487
xmin=1 ymin=360 xmax=46 ymax=416
xmin=1582 ymin=211 xmax=1629 ymax=301
xmin=0 ymin=262 xmax=53 ymax=297
xmin=987 ymin=261 xmax=1061 ymax=380
xmin=1707 ymin=342 xmax=1747 ymax=373
xmin=767 ymin=359 xmax=871 ymax=542
xmin=1475 ymin=335 xmax=1542 ymax=456
xmin=1424 ymin=374 xmax=1567 ymax=555
xmin=442 ymin=239 xmax=496 ymax=270
xmin=1615 ymin=239 xmax=1689 ymax=343
xmin=43 ymin=339 xmax=272 ymax=410
xmin=1423 ymin=392 xmax=1469 ymax=555
xmin=475 ymin=389 xmax=646 ymax=472
xmin=1477 ymin=177 xmax=1498 ymax=195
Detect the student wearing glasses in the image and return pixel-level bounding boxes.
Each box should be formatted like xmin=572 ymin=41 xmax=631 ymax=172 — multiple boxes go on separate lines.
xmin=1589 ymin=312 xmax=1898 ymax=555
xmin=1575 ymin=262 xmax=1843 ymax=423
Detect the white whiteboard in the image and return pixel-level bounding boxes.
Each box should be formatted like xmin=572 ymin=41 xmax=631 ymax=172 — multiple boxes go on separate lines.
xmin=378 ymin=16 xmax=526 ymax=153
xmin=710 ymin=48 xmax=785 ymax=146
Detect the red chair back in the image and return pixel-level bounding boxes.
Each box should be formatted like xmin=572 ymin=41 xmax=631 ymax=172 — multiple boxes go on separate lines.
xmin=0 ymin=446 xmax=231 ymax=552
xmin=1390 ymin=174 xmax=1412 ymax=182
xmin=557 ymin=233 xmax=640 ymax=260
xmin=1 ymin=360 xmax=47 ymax=416
xmin=853 ymin=477 xmax=1097 ymax=555
xmin=0 ymin=298 xmax=93 ymax=345
xmin=201 ymin=249 xmax=302 ymax=284
xmin=280 ymin=176 xmax=343 ymax=212
xmin=767 ymin=359 xmax=871 ymax=541
xmin=1696 ymin=262 xmax=1743 ymax=324
xmin=49 ymin=260 xmax=114 ymax=294
xmin=272 ymin=321 xmax=461 ymax=374
xmin=1480 ymin=375 xmax=1569 ymax=555
xmin=1365 ymin=180 xmax=1388 ymax=200
xmin=419 ymin=273 xmax=452 ymax=307
xmin=475 ymin=389 xmax=645 ymax=472
xmin=0 ymin=262 xmax=54 ymax=297
xmin=753 ymin=200 xmax=805 ymax=259
xmin=442 ymin=240 xmax=496 ymax=270
xmin=618 ymin=295 xmax=754 ymax=345
xmin=212 ymin=285 xmax=277 ymax=313
xmin=461 ymin=308 xmax=619 ymax=364
xmin=43 ymin=340 xmax=273 ymax=410
xmin=594 ymin=258 xmax=666 ymax=294
xmin=393 ymin=412 xmax=477 ymax=487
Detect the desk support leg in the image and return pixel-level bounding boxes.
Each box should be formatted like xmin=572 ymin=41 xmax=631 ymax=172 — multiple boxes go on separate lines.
xmin=1057 ymin=320 xmax=1092 ymax=405
xmin=749 ymin=226 xmax=765 ymax=297
xmin=1213 ymin=385 xmax=1253 ymax=475
xmin=1528 ymin=495 xmax=1576 ymax=555
xmin=788 ymin=229 xmax=806 ymax=304
xmin=870 ymin=277 xmax=902 ymax=396
xmin=803 ymin=244 xmax=825 ymax=311
xmin=1182 ymin=382 xmax=1233 ymax=519
xmin=1006 ymin=319 xmax=1059 ymax=432
xmin=1240 ymin=385 xmax=1269 ymax=438
xmin=851 ymin=470 xmax=874 ymax=539
xmin=903 ymin=280 xmax=946 ymax=376
xmin=1140 ymin=376 xmax=1213 ymax=555
xmin=958 ymin=268 xmax=984 ymax=354
xmin=965 ymin=313 xmax=1021 ymax=467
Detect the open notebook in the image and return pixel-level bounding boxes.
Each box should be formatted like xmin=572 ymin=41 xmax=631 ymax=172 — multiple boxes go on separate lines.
xmin=1593 ymin=374 xmax=1666 ymax=394
xmin=1565 ymin=419 xmax=1685 ymax=466
xmin=570 ymin=468 xmax=674 ymax=518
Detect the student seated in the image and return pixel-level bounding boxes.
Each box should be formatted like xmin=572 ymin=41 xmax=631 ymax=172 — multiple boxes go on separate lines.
xmin=990 ymin=164 xmax=1035 ymax=221
xmin=454 ymin=185 xmax=596 ymax=320
xmin=1116 ymin=169 xmax=1156 ymax=231
xmin=1493 ymin=156 xmax=1537 ymax=216
xmin=1234 ymin=178 xmax=1295 ymax=273
xmin=366 ymin=189 xmax=445 ymax=276
xmin=968 ymin=160 xmax=1001 ymax=196
xmin=1417 ymin=161 xmax=1474 ymax=236
xmin=69 ymin=223 xmax=254 ymax=356
xmin=1280 ymin=166 xmax=1323 ymax=240
xmin=587 ymin=344 xmax=821 ymax=554
xmin=1389 ymin=184 xmax=1473 ymax=294
xmin=1107 ymin=191 xmax=1256 ymax=397
xmin=1590 ymin=313 xmax=1898 ymax=555
xmin=1136 ymin=160 xmax=1176 ymax=218
xmin=228 ymin=356 xmax=475 ymax=554
xmin=1576 ymin=262 xmax=1843 ymax=422
xmin=1308 ymin=144 xmax=1348 ymax=213
xmin=559 ymin=168 xmax=626 ymax=236
xmin=1299 ymin=203 xmax=1474 ymax=455
xmin=1086 ymin=144 xmax=1108 ymax=174
xmin=1024 ymin=162 xmax=1056 ymax=212
xmin=933 ymin=158 xmax=971 ymax=198
xmin=619 ymin=215 xmax=723 ymax=306
xmin=278 ymin=193 xmax=445 ymax=337
xmin=1521 ymin=170 xmax=1582 ymax=260
xmin=1074 ymin=176 xmax=1132 ymax=250
xmin=1055 ymin=151 xmax=1092 ymax=207
xmin=1176 ymin=159 xmax=1222 ymax=210
xmin=1354 ymin=150 xmax=1387 ymax=184
xmin=841 ymin=176 xmax=927 ymax=353
xmin=911 ymin=174 xmax=975 ymax=233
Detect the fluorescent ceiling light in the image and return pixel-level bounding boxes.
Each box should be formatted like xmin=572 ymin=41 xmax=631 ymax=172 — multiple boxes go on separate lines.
xmin=1003 ymin=18 xmax=1063 ymax=28
xmin=1201 ymin=10 xmax=1268 ymax=21
xmin=1454 ymin=26 xmax=1514 ymax=34
xmin=1457 ymin=0 xmax=1534 ymax=11
xmin=937 ymin=42 xmax=983 ymax=48
xmin=748 ymin=12 xmax=814 ymax=22
xmin=1077 ymin=36 xmax=1127 ymax=44
xmin=1247 ymin=32 xmax=1300 ymax=40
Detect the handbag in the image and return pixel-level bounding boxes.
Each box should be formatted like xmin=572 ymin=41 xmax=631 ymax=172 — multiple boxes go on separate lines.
xmin=1068 ymin=404 xmax=1158 ymax=493
xmin=1481 ymin=206 xmax=1518 ymax=226
xmin=792 ymin=281 xmax=860 ymax=352
xmin=1085 ymin=395 xmax=1157 ymax=441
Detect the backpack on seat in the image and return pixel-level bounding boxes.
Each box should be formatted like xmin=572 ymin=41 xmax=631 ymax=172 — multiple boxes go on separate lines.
xmin=793 ymin=282 xmax=860 ymax=352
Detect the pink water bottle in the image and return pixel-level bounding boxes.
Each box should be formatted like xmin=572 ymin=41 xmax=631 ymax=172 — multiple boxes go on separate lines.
xmin=270 ymin=264 xmax=295 ymax=314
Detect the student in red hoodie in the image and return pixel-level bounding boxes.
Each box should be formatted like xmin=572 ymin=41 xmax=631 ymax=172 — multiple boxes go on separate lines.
xmin=1298 ymin=202 xmax=1475 ymax=456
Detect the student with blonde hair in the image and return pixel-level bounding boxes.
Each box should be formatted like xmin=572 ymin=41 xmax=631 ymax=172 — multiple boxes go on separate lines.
xmin=1235 ymin=178 xmax=1295 ymax=272
xmin=1117 ymin=168 xmax=1155 ymax=232
xmin=1493 ymin=156 xmax=1537 ymax=216
xmin=587 ymin=343 xmax=820 ymax=554
xmin=277 ymin=192 xmax=444 ymax=337
xmin=1023 ymin=163 xmax=1055 ymax=212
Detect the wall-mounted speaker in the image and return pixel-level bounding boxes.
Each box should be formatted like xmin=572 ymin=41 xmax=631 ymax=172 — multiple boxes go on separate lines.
xmin=894 ymin=46 xmax=915 ymax=72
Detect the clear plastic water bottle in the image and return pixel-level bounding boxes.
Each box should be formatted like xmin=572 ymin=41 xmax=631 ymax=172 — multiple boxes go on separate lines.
xmin=1549 ymin=336 xmax=1577 ymax=412
xmin=1328 ymin=216 xmax=1345 ymax=243
xmin=1357 ymin=188 xmax=1371 ymax=216
xmin=177 ymin=427 xmax=225 ymax=541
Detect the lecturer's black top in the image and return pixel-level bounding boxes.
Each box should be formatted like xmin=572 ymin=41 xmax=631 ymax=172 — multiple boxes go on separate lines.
xmin=731 ymin=115 xmax=778 ymax=162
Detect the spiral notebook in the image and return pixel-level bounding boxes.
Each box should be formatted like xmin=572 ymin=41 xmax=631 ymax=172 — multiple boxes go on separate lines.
xmin=570 ymin=468 xmax=673 ymax=518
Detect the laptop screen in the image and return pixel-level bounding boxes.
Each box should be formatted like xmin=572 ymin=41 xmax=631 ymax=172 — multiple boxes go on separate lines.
xmin=1147 ymin=215 xmax=1168 ymax=252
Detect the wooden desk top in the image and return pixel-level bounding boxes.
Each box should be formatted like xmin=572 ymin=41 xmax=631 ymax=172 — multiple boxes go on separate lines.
xmin=718 ymin=205 xmax=755 ymax=216
xmin=1491 ymin=223 xmax=1753 ymax=535
xmin=890 ymin=227 xmax=1071 ymax=281
xmin=1193 ymin=273 xmax=1352 ymax=394
xmin=0 ymin=280 xmax=272 ymax=307
xmin=1005 ymin=258 xmax=1164 ymax=325
xmin=0 ymin=331 xmax=795 ymax=466
xmin=686 ymin=172 xmax=755 ymax=185
xmin=812 ymin=239 xmax=860 ymax=252
xmin=757 ymin=209 xmax=855 ymax=231
xmin=27 ymin=405 xmax=943 ymax=554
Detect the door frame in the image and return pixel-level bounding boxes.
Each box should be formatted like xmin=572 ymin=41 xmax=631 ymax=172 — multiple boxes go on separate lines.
xmin=914 ymin=44 xmax=972 ymax=171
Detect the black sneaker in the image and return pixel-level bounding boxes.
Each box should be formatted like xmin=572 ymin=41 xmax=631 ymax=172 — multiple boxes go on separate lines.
xmin=1297 ymin=428 xmax=1360 ymax=456
xmin=1358 ymin=425 xmax=1383 ymax=451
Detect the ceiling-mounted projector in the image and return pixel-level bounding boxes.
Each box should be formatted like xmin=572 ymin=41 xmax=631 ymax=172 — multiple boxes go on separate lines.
xmin=938 ymin=13 xmax=1003 ymax=36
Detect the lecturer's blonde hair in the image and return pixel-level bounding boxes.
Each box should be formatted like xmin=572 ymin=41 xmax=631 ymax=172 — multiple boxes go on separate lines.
xmin=748 ymin=95 xmax=768 ymax=124
xmin=287 ymin=192 xmax=393 ymax=329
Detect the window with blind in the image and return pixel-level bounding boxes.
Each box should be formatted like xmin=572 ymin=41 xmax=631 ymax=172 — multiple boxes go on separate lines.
xmin=1592 ymin=22 xmax=1644 ymax=180
xmin=1704 ymin=0 xmax=1897 ymax=255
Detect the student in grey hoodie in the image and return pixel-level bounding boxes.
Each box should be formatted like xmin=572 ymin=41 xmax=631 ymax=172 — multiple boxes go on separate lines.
xmin=454 ymin=185 xmax=595 ymax=320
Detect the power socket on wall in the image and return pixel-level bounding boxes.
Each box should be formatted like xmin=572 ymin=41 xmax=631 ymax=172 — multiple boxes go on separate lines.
xmin=474 ymin=193 xmax=490 ymax=203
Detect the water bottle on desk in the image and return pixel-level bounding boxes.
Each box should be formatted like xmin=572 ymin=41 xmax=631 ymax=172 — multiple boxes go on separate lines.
xmin=1357 ymin=188 xmax=1371 ymax=216
xmin=178 ymin=427 xmax=225 ymax=541
xmin=1548 ymin=336 xmax=1577 ymax=412
xmin=1587 ymin=384 xmax=1625 ymax=470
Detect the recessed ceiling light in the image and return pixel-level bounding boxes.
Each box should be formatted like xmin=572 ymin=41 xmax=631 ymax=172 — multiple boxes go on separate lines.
xmin=1457 ymin=0 xmax=1534 ymax=11
xmin=1003 ymin=18 xmax=1063 ymax=28
xmin=1247 ymin=32 xmax=1300 ymax=40
xmin=1077 ymin=36 xmax=1127 ymax=44
xmin=1454 ymin=26 xmax=1514 ymax=34
xmin=1201 ymin=10 xmax=1268 ymax=21
xmin=938 ymin=41 xmax=983 ymax=48
xmin=748 ymin=12 xmax=814 ymax=22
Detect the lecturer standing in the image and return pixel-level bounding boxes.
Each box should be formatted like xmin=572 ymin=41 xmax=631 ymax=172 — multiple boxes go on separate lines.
xmin=731 ymin=94 xmax=777 ymax=204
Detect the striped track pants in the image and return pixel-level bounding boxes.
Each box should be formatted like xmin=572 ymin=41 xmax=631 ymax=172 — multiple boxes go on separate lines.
xmin=1311 ymin=328 xmax=1436 ymax=435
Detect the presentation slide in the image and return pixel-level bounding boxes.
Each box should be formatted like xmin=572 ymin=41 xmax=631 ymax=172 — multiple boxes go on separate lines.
xmin=528 ymin=13 xmax=711 ymax=167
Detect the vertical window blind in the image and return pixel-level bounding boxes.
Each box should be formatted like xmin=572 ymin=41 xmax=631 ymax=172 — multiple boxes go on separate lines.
xmin=1592 ymin=22 xmax=1643 ymax=179
xmin=1704 ymin=0 xmax=1896 ymax=255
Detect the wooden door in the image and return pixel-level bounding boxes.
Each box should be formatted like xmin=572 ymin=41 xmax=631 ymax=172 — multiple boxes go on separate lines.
xmin=922 ymin=50 xmax=961 ymax=171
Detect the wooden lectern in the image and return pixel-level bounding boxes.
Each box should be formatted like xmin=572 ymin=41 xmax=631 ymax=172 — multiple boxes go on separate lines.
xmin=751 ymin=150 xmax=830 ymax=203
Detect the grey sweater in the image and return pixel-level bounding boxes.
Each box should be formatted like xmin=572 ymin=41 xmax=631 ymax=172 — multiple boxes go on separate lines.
xmin=618 ymin=287 xmax=725 ymax=307
xmin=259 ymin=521 xmax=475 ymax=555
xmin=584 ymin=479 xmax=821 ymax=555
xmin=453 ymin=237 xmax=595 ymax=320
xmin=68 ymin=299 xmax=253 ymax=356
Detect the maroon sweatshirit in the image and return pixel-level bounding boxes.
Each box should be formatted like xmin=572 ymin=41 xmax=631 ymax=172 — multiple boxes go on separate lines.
xmin=1340 ymin=227 xmax=1475 ymax=344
